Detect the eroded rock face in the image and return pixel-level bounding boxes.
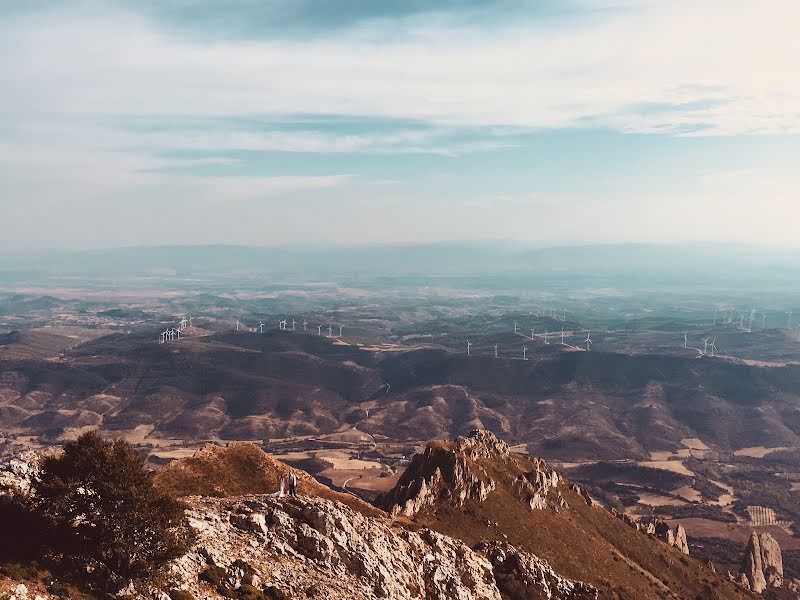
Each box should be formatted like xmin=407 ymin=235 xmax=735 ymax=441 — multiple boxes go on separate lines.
xmin=673 ymin=524 xmax=689 ymax=555
xmin=376 ymin=430 xmax=502 ymax=517
xmin=640 ymin=518 xmax=689 ymax=555
xmin=739 ymin=532 xmax=783 ymax=593
xmin=378 ymin=429 xmax=571 ymax=517
xmin=479 ymin=541 xmax=599 ymax=600
xmin=170 ymin=495 xmax=502 ymax=600
xmin=164 ymin=494 xmax=597 ymax=600
xmin=452 ymin=428 xmax=510 ymax=459
xmin=0 ymin=450 xmax=41 ymax=497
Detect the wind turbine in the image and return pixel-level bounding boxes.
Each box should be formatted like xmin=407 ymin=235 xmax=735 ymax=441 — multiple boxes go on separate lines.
xmin=317 ymin=324 xmax=322 ymax=336
xmin=236 ymin=320 xmax=240 ymax=331
xmin=522 ymin=346 xmax=528 ymax=360
xmin=584 ymin=331 xmax=592 ymax=351
xmin=176 ymin=328 xmax=181 ymax=340
xmin=684 ymin=332 xmax=688 ymax=349
xmin=338 ymin=325 xmax=343 ymax=336
xmin=561 ymin=328 xmax=566 ymax=345
xmin=303 ymin=320 xmax=308 ymax=331
xmin=762 ymin=313 xmax=767 ymax=331
xmin=188 ymin=315 xmax=193 ymax=327
xmin=259 ymin=322 xmax=265 ymax=333
xmin=701 ymin=337 xmax=710 ymax=355
xmin=530 ymin=328 xmax=536 ymax=340
xmin=709 ymin=338 xmax=717 ymax=356
xmin=494 ymin=344 xmax=498 ymax=358
xmin=562 ymin=308 xmax=567 ymax=321
xmin=159 ymin=332 xmax=165 ymax=344
xmin=514 ymin=321 xmax=518 ymax=334
xmin=328 ymin=325 xmax=333 ymax=337
xmin=280 ymin=319 xmax=287 ymax=330
xmin=544 ymin=329 xmax=549 ymax=345
xmin=291 ymin=319 xmax=297 ymax=331
xmin=467 ymin=341 xmax=472 ymax=356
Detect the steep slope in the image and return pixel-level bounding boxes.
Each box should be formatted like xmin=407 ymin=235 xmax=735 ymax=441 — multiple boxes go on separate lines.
xmin=154 ymin=441 xmax=383 ymax=518
xmin=164 ymin=494 xmax=597 ymax=600
xmin=377 ymin=430 xmax=753 ymax=600
xmin=151 ymin=442 xmax=600 ymax=599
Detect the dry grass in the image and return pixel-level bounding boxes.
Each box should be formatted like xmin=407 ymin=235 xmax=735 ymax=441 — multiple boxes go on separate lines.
xmin=154 ymin=442 xmax=384 ymax=518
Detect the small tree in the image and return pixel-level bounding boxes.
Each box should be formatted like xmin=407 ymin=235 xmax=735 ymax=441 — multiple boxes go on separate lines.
xmin=34 ymin=432 xmax=192 ymax=587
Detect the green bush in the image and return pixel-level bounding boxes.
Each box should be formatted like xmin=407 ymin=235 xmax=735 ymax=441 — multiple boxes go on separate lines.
xmin=33 ymin=431 xmax=193 ymax=588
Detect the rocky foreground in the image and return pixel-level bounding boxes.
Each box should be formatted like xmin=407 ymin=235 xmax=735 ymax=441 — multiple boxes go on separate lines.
xmin=164 ymin=494 xmax=597 ymax=600
xmin=1 ymin=430 xmax=799 ymax=599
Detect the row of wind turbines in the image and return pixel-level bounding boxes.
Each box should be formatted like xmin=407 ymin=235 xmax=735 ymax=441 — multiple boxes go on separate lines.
xmin=465 ymin=321 xmax=593 ymax=359
xmin=713 ymin=307 xmax=794 ymax=332
xmin=236 ymin=317 xmax=344 ymax=338
xmin=159 ymin=315 xmax=194 ymax=343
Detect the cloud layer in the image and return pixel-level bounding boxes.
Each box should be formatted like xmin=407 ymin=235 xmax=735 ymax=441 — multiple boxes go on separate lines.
xmin=1 ymin=0 xmax=799 ymax=249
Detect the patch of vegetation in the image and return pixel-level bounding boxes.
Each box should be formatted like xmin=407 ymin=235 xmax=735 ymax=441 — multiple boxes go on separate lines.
xmin=652 ymin=504 xmax=737 ymax=523
xmin=199 ymin=562 xmax=272 ymax=600
xmin=33 ymin=432 xmax=194 ymax=589
xmin=0 ymin=432 xmax=194 ymax=595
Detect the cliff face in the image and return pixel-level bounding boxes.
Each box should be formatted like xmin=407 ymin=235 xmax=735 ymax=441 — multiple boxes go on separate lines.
xmin=164 ymin=495 xmax=596 ymax=600
xmin=377 ymin=429 xmax=563 ymax=517
xmin=377 ymin=430 xmax=751 ymax=600
xmin=738 ymin=531 xmax=784 ymax=593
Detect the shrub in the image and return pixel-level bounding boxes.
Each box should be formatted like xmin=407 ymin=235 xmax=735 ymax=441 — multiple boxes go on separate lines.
xmin=33 ymin=431 xmax=193 ymax=588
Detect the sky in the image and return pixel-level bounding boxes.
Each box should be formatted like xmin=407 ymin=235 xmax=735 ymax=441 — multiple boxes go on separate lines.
xmin=1 ymin=0 xmax=799 ymax=251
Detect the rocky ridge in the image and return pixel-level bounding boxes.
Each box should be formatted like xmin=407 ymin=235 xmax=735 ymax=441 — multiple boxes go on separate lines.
xmin=164 ymin=494 xmax=597 ymax=600
xmin=377 ymin=429 xmax=565 ymax=517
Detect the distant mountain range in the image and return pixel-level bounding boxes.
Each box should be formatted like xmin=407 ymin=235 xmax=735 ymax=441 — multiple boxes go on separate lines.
xmin=2 ymin=242 xmax=799 ymax=292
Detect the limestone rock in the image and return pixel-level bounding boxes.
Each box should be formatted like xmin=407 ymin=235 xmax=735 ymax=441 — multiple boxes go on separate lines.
xmin=480 ymin=541 xmax=599 ymax=600
xmin=0 ymin=451 xmax=41 ymax=497
xmin=739 ymin=532 xmax=783 ymax=593
xmin=673 ymin=524 xmax=689 ymax=555
xmin=167 ymin=495 xmax=503 ymax=599
xmin=377 ymin=430 xmax=501 ymax=517
xmin=646 ymin=518 xmax=689 ymax=555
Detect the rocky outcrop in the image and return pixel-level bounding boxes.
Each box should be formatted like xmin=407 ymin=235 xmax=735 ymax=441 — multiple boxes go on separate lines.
xmin=0 ymin=451 xmax=41 ymax=497
xmin=479 ymin=541 xmax=599 ymax=600
xmin=376 ymin=430 xmax=502 ymax=516
xmin=739 ymin=532 xmax=783 ymax=593
xmin=673 ymin=524 xmax=689 ymax=555
xmin=452 ymin=428 xmax=510 ymax=459
xmin=511 ymin=458 xmax=563 ymax=512
xmin=378 ymin=429 xmax=569 ymax=516
xmin=163 ymin=494 xmax=596 ymax=600
xmin=637 ymin=518 xmax=690 ymax=555
xmin=170 ymin=495 xmax=501 ymax=599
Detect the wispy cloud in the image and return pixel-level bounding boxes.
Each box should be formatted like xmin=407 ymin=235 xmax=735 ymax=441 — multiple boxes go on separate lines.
xmin=2 ymin=1 xmax=798 ymax=135
xmin=1 ymin=0 xmax=799 ymax=250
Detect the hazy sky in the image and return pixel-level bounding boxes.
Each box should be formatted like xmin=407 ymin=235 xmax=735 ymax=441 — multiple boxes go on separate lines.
xmin=1 ymin=0 xmax=799 ymax=250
